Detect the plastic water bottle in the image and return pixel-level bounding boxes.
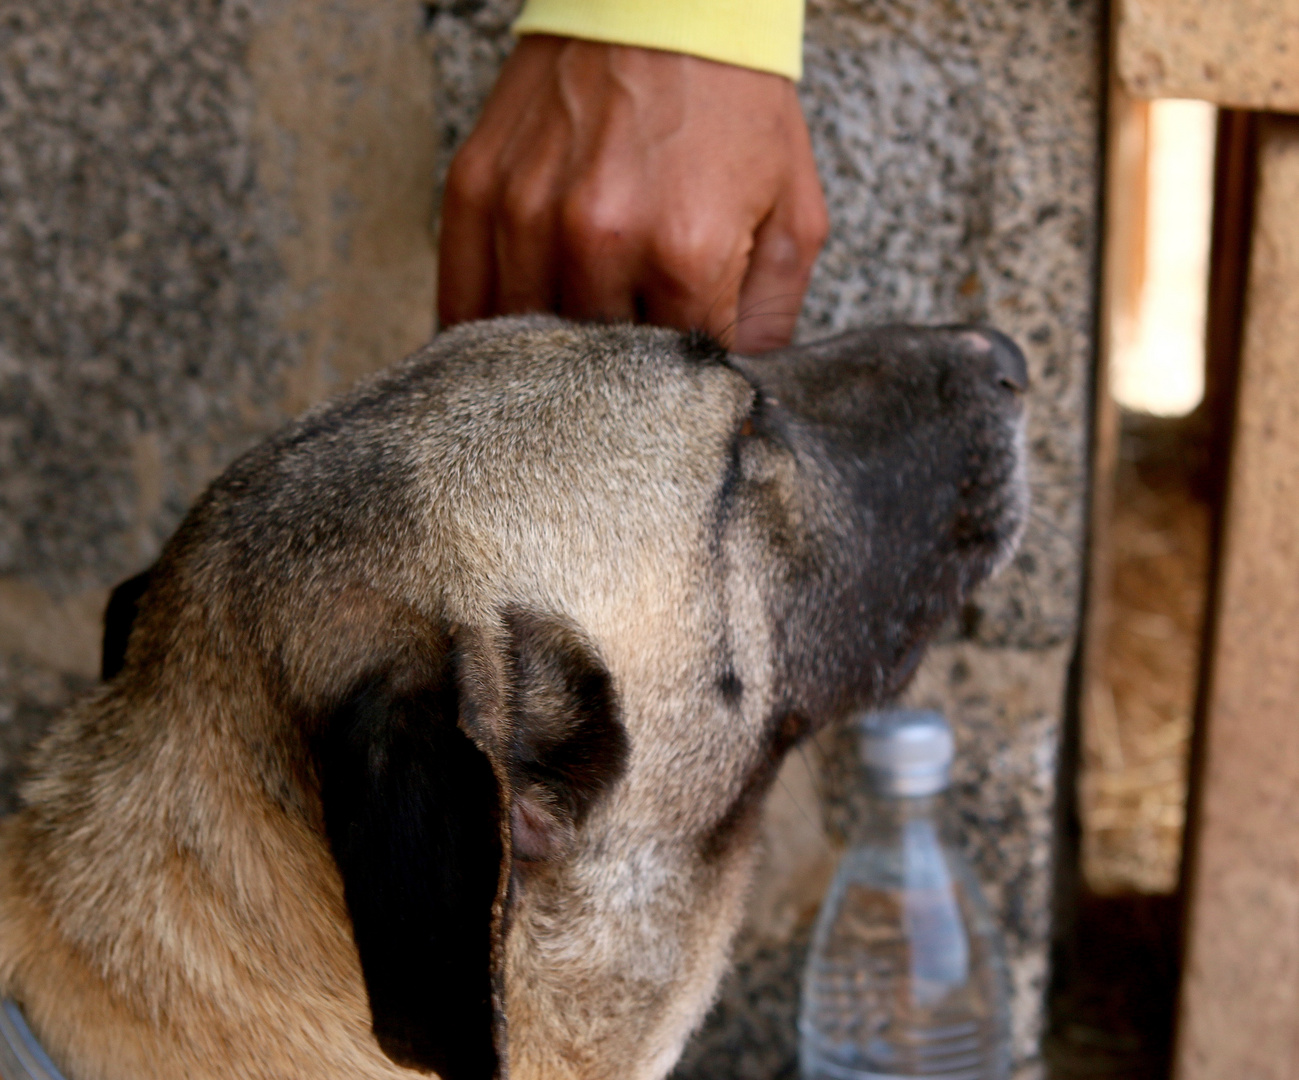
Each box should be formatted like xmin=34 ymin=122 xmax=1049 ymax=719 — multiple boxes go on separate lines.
xmin=798 ymin=709 xmax=1010 ymax=1080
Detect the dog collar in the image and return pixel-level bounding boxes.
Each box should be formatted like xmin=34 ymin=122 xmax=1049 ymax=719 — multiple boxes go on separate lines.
xmin=0 ymin=1000 xmax=67 ymax=1080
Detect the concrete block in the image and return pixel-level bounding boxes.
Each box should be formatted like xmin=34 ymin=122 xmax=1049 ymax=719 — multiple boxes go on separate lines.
xmin=1174 ymin=115 xmax=1299 ymax=1080
xmin=1117 ymin=0 xmax=1299 ymax=111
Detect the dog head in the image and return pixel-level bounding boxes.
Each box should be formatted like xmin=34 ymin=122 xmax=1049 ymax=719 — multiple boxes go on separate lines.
xmin=100 ymin=316 xmax=1026 ymax=1080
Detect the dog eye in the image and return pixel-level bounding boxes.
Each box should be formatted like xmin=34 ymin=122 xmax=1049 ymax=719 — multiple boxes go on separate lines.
xmin=738 ymin=418 xmax=755 ymax=438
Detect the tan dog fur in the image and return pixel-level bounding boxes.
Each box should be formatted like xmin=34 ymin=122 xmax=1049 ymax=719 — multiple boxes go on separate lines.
xmin=0 ymin=317 xmax=1028 ymax=1080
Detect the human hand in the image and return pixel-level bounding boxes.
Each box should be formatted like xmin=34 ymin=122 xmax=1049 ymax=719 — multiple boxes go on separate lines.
xmin=437 ymin=35 xmax=828 ymax=353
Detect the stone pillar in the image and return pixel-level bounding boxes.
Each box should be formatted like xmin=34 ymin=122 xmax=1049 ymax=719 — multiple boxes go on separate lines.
xmin=1173 ymin=115 xmax=1299 ymax=1080
xmin=0 ymin=0 xmax=439 ymax=804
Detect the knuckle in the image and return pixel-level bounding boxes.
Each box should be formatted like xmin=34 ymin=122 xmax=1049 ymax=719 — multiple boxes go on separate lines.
xmin=499 ymin=180 xmax=553 ymax=236
xmin=755 ymin=229 xmax=810 ymax=279
xmin=801 ymin=205 xmax=830 ymax=255
xmin=650 ymin=222 xmax=733 ymax=291
xmin=811 ymin=207 xmax=831 ymax=246
xmin=792 ymin=194 xmax=831 ymax=260
xmin=559 ymin=190 xmax=635 ymax=261
xmin=444 ymin=149 xmax=496 ymax=211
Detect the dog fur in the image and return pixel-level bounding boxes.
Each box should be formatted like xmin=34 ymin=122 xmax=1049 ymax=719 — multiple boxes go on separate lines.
xmin=0 ymin=316 xmax=1027 ymax=1080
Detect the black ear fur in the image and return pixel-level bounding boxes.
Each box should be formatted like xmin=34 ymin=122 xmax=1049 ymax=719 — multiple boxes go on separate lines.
xmin=101 ymin=566 xmax=154 ymax=680
xmin=504 ymin=611 xmax=628 ymax=861
xmin=314 ymin=612 xmax=628 ymax=1078
xmin=316 ymin=639 xmax=504 ymax=1080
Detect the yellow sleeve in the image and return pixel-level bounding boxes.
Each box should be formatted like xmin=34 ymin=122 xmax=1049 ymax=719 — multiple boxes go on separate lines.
xmin=512 ymin=0 xmax=804 ymax=80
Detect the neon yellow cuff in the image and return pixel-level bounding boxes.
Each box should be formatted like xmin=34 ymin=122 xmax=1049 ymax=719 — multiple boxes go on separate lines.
xmin=513 ymin=0 xmax=804 ymax=80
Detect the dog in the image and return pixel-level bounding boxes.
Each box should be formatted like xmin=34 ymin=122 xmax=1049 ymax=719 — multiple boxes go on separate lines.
xmin=0 ymin=316 xmax=1027 ymax=1080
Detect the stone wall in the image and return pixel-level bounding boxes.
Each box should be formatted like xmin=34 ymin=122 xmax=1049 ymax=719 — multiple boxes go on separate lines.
xmin=0 ymin=2 xmax=1101 ymax=1077
xmin=0 ymin=0 xmax=439 ymax=798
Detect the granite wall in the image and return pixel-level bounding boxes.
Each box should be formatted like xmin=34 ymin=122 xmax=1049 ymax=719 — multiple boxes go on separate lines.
xmin=0 ymin=0 xmax=439 ymax=795
xmin=0 ymin=2 xmax=1102 ymax=1078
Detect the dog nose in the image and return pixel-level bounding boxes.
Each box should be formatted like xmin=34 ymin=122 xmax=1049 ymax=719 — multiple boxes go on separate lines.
xmin=990 ymin=333 xmax=1029 ymax=393
xmin=956 ymin=328 xmax=1029 ymax=393
xmin=984 ymin=331 xmax=1029 ymax=392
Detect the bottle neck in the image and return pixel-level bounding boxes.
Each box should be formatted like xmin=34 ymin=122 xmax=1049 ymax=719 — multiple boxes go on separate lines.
xmin=854 ymin=788 xmax=949 ymax=844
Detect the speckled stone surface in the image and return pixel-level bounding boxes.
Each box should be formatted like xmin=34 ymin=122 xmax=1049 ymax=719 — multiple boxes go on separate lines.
xmin=0 ymin=0 xmax=438 ymax=801
xmin=0 ymin=0 xmax=288 ymax=812
xmin=0 ymin=1 xmax=287 ymax=591
xmin=1117 ymin=0 xmax=1299 ymax=111
xmin=428 ymin=2 xmax=1102 ymax=1077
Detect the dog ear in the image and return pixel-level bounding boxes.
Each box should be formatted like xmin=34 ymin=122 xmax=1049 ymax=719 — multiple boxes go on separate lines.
xmin=102 ymin=566 xmax=154 ymax=680
xmin=314 ymin=612 xmax=627 ymax=1079
xmin=315 ymin=630 xmax=506 ymax=1080
xmin=502 ymin=610 xmax=629 ymax=863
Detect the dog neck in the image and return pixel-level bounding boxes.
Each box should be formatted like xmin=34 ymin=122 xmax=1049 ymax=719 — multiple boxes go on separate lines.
xmin=0 ymin=689 xmax=419 ymax=1080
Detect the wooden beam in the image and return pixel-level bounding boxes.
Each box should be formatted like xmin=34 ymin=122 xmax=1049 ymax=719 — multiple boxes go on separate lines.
xmin=1174 ymin=114 xmax=1299 ymax=1080
xmin=1117 ymin=0 xmax=1299 ymax=111
xmin=1077 ymin=76 xmax=1148 ymax=886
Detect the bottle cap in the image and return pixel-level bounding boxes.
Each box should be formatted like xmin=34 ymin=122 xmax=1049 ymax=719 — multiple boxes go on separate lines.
xmin=856 ymin=708 xmax=954 ymax=797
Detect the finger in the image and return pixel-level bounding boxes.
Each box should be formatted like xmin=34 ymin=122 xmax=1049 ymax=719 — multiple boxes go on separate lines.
xmin=555 ymin=185 xmax=642 ymax=323
xmin=638 ymin=225 xmax=751 ymax=345
xmin=731 ymin=217 xmax=813 ymax=353
xmin=438 ymin=148 xmax=499 ymax=326
xmin=733 ymin=162 xmax=828 ymax=354
xmin=437 ymin=37 xmax=562 ymax=326
xmin=494 ymin=167 xmax=564 ymax=315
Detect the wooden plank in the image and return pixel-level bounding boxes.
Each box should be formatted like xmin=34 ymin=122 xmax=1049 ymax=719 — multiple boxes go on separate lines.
xmin=1117 ymin=0 xmax=1299 ymax=111
xmin=1077 ymin=78 xmax=1147 ymax=886
xmin=1197 ymin=111 xmax=1256 ymax=489
xmin=1174 ymin=114 xmax=1299 ymax=1080
xmin=1083 ymin=80 xmax=1150 ymax=684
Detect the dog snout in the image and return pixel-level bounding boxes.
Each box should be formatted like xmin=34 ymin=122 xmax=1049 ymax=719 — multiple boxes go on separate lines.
xmin=954 ymin=327 xmax=1030 ymax=397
